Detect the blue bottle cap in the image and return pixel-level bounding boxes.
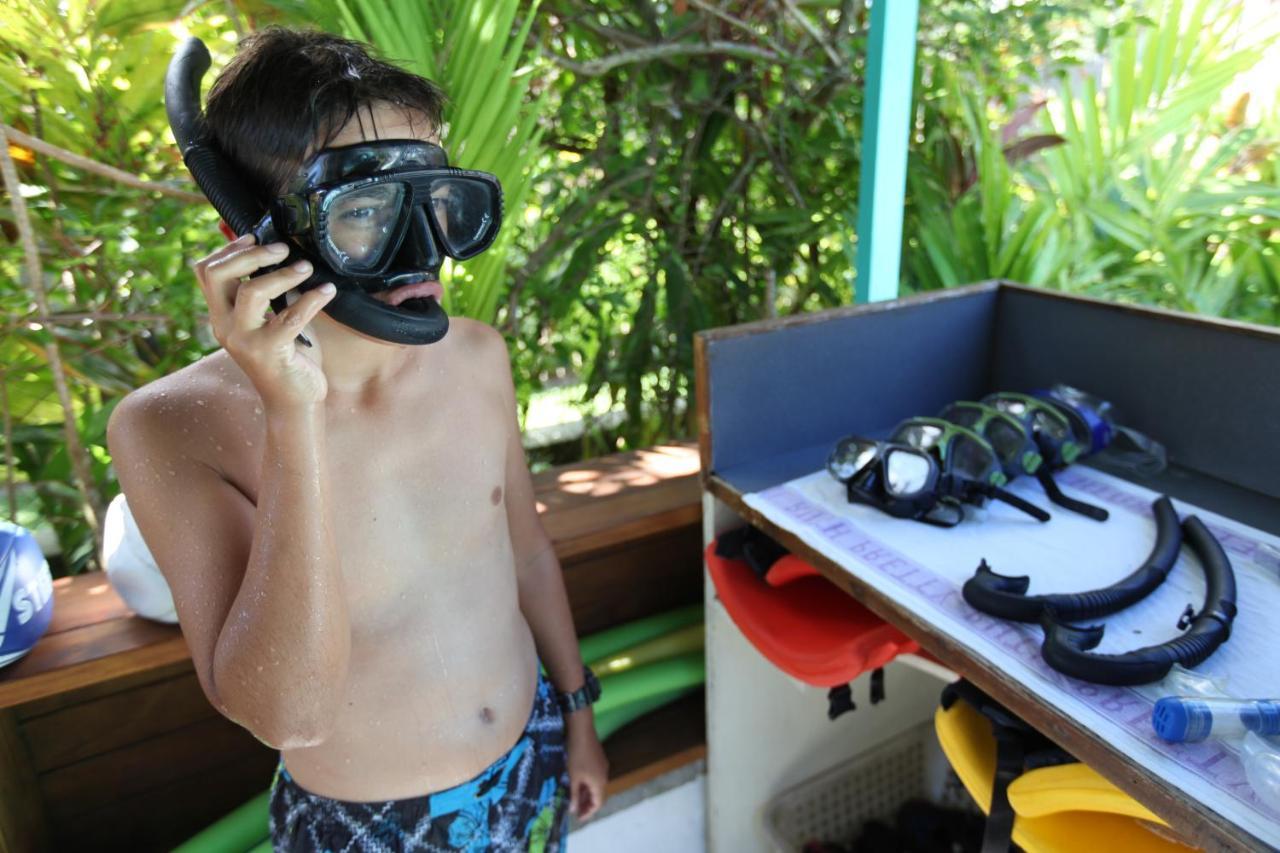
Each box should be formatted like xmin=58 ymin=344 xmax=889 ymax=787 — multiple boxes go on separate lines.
xmin=1153 ymin=697 xmax=1213 ymax=743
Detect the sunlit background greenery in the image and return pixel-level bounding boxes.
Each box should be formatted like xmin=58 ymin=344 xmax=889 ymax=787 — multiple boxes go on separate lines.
xmin=2 ymin=0 xmax=1276 ymax=574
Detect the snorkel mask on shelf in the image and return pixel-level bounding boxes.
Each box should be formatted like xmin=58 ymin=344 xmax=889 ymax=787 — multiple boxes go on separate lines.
xmin=944 ymin=399 xmax=1108 ymax=522
xmin=164 ymin=37 xmax=503 ymax=346
xmin=826 ymin=421 xmax=1050 ymax=528
xmin=1034 ymin=384 xmax=1168 ymax=476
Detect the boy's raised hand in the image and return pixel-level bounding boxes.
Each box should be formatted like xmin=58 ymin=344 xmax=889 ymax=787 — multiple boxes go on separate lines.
xmin=193 ymin=234 xmax=336 ymax=408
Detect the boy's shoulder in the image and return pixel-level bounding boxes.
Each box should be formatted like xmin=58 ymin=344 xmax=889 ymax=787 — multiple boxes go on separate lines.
xmin=441 ymin=316 xmax=511 ymax=377
xmin=108 ymin=351 xmax=256 ymax=460
xmin=448 ymin=315 xmax=505 ymax=354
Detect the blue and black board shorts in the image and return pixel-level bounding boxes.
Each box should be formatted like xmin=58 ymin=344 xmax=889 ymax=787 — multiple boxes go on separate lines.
xmin=268 ymin=670 xmax=570 ymax=852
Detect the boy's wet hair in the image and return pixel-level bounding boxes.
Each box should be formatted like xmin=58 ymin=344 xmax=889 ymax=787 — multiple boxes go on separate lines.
xmin=204 ymin=27 xmax=446 ymax=206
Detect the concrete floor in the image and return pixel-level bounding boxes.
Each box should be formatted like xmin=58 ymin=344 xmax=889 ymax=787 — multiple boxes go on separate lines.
xmin=569 ymin=759 xmax=707 ymax=852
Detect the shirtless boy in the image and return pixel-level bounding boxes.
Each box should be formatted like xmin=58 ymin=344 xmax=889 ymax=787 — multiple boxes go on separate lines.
xmin=107 ymin=27 xmax=607 ymax=851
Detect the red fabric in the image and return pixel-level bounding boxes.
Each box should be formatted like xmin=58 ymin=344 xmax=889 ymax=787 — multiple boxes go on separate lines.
xmin=218 ymin=220 xmax=237 ymax=242
xmin=706 ymin=540 xmax=920 ymax=687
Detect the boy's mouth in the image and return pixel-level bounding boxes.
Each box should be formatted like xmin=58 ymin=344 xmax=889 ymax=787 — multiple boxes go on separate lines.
xmin=373 ymin=278 xmax=444 ymax=312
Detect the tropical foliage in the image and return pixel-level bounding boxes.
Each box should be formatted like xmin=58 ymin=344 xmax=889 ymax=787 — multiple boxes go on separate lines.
xmin=0 ymin=0 xmax=1276 ymax=574
xmin=906 ymin=1 xmax=1279 ymax=322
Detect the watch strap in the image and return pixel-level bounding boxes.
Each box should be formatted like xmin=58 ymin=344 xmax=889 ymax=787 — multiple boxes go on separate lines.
xmin=555 ymin=665 xmax=601 ymax=713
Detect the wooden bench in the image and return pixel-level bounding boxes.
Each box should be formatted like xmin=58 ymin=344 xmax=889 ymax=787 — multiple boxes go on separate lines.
xmin=0 ymin=442 xmax=703 ymax=853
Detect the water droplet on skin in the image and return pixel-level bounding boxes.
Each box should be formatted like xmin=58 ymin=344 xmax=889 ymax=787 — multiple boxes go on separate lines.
xmin=197 ymin=399 xmax=206 ymax=406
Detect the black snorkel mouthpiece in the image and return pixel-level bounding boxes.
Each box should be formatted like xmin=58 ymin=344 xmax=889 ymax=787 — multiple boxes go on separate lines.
xmin=164 ymin=36 xmax=455 ymax=346
xmin=964 ymin=495 xmax=1181 ymax=623
xmin=1038 ymin=513 xmax=1237 ymax=686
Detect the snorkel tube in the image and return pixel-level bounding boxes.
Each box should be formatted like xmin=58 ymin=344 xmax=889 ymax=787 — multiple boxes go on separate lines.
xmin=164 ymin=37 xmax=268 ymax=239
xmin=1040 ymin=515 xmax=1237 ymax=686
xmin=164 ymin=37 xmax=451 ymax=346
xmin=963 ymin=496 xmax=1181 ymax=622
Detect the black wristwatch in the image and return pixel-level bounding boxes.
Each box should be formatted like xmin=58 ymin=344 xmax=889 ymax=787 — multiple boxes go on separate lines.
xmin=555 ymin=665 xmax=602 ymax=714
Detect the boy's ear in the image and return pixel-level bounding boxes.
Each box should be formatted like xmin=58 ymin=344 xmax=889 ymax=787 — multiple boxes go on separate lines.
xmin=217 ymin=220 xmax=237 ymax=243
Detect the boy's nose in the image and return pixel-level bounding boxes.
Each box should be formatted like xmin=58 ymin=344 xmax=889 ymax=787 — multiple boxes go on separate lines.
xmin=395 ymin=205 xmax=442 ymax=273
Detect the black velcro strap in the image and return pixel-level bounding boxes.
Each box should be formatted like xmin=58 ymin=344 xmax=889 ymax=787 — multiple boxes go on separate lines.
xmin=870 ymin=667 xmax=886 ymax=704
xmin=827 ymin=684 xmax=856 ymax=720
xmin=982 ymin=726 xmax=1024 ymax=853
xmin=715 ymin=525 xmax=789 ymax=580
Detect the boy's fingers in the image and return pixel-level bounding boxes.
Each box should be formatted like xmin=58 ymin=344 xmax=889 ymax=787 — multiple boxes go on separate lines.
xmin=232 ymin=262 xmax=315 ymax=332
xmin=567 ymin=781 xmax=581 ymax=818
xmin=201 ymin=242 xmax=292 ymax=308
xmin=585 ymin=781 xmax=602 ymax=819
xmin=265 ymin=284 xmax=336 ymax=343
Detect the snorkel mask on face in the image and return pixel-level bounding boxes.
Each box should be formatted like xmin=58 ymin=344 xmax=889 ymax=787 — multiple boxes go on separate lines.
xmin=164 ymin=37 xmax=503 ymax=346
xmin=268 ymin=139 xmax=502 ymax=340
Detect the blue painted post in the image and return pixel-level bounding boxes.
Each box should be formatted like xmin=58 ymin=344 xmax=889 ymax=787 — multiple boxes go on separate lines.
xmin=854 ymin=0 xmax=919 ymax=303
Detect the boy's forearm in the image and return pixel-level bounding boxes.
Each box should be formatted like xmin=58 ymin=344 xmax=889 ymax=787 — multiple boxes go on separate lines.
xmin=516 ymin=545 xmax=593 ymax=720
xmin=213 ymin=403 xmax=351 ymax=748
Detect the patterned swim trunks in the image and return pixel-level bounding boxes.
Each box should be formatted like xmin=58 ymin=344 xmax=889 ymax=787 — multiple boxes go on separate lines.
xmin=268 ymin=670 xmax=570 ymax=852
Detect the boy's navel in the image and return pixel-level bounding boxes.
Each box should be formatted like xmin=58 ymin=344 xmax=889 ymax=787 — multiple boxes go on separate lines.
xmin=479 ymin=706 xmax=496 ymax=724
xmin=490 ymin=486 xmax=502 ymax=505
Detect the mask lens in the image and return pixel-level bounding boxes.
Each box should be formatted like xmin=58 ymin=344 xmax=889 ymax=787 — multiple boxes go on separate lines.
xmin=322 ymin=182 xmax=405 ymax=271
xmin=951 ymin=435 xmax=997 ymax=482
xmin=828 ymin=437 xmax=879 ymax=482
xmin=940 ymin=404 xmax=981 ymax=431
xmin=986 ymin=420 xmax=1024 ymax=467
xmin=427 ymin=177 xmax=498 ymax=258
xmin=1032 ymin=409 xmax=1069 ymax=443
xmin=894 ymin=422 xmax=944 ymax=452
xmin=885 ymin=449 xmax=931 ymax=496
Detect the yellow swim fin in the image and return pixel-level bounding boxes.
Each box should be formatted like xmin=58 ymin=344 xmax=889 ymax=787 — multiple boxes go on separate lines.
xmin=934 ymin=702 xmax=1196 ymax=852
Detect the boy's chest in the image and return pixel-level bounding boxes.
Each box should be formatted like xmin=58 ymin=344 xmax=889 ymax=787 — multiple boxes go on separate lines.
xmin=227 ymin=376 xmax=513 ymax=625
xmin=323 ymin=383 xmax=511 ymax=597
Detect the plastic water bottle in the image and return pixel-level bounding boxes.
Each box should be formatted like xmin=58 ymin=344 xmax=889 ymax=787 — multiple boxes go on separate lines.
xmin=1153 ymin=696 xmax=1280 ymax=813
xmin=1241 ymin=732 xmax=1280 ymax=813
xmin=1152 ymin=697 xmax=1280 ymax=743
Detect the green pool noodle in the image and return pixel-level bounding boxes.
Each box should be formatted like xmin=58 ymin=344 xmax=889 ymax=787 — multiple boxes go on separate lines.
xmin=172 ymin=789 xmax=270 ymax=853
xmin=593 ymin=653 xmax=706 ymax=716
xmin=589 ymin=624 xmax=704 ymax=676
xmin=595 ymin=685 xmax=702 ymax=741
xmin=575 ymin=604 xmax=703 ymax=665
xmin=246 ymin=840 xmax=273 ymax=853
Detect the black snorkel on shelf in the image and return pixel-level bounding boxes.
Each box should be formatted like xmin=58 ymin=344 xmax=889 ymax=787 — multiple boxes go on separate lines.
xmin=164 ymin=37 xmax=454 ymax=346
xmin=963 ymin=496 xmax=1182 ymax=623
xmin=1040 ymin=514 xmax=1238 ymax=686
xmin=1033 ymin=467 xmax=1109 ymax=522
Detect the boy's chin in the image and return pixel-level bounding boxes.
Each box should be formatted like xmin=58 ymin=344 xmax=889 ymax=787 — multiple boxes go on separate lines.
xmin=310 ymin=305 xmax=448 ymax=347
